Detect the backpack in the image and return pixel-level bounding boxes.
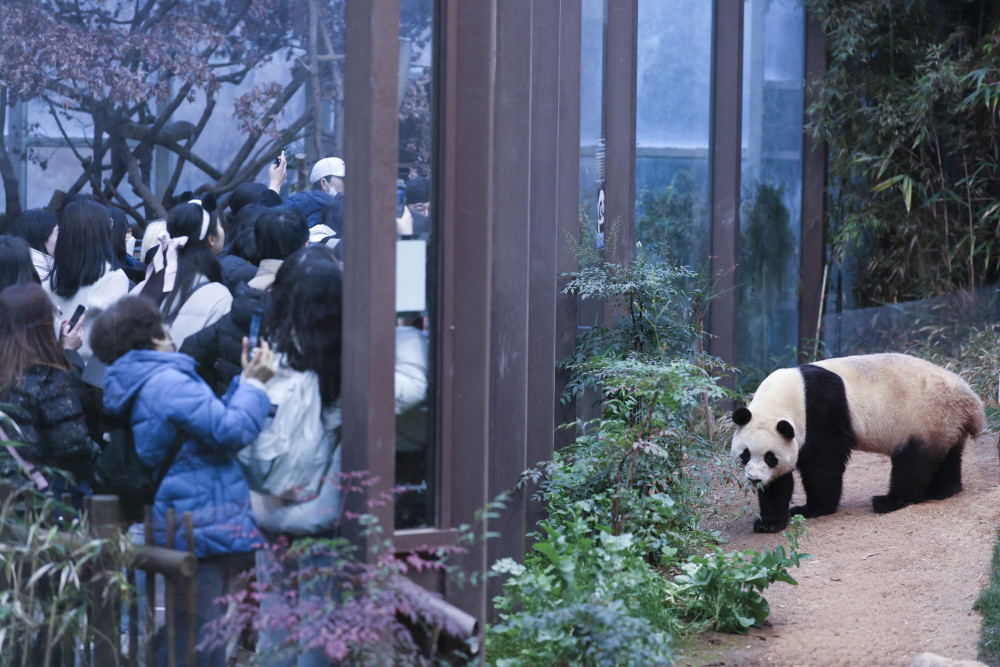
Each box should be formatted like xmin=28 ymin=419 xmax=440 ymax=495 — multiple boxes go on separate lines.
xmin=90 ymin=403 xmax=183 ymax=522
xmin=236 ymin=358 xmax=340 ymax=500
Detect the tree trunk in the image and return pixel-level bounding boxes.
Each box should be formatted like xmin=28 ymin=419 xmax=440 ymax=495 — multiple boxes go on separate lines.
xmin=0 ymin=86 xmax=22 ymax=219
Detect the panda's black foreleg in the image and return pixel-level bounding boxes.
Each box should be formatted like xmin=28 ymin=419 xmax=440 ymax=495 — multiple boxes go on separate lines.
xmin=754 ymin=472 xmax=793 ymax=533
xmin=873 ymin=437 xmax=939 ymax=513
xmin=793 ymin=452 xmax=847 ymax=518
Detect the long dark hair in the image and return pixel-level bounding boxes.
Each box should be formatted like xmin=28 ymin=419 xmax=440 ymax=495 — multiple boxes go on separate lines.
xmin=140 ymin=197 xmax=222 ymax=324
xmin=108 ymin=207 xmax=131 ymax=269
xmin=266 ymin=245 xmax=342 ymax=406
xmin=0 ymin=283 xmax=69 ymax=398
xmin=10 ymin=209 xmax=58 ymax=254
xmin=0 ymin=236 xmax=41 ymax=292
xmin=50 ymin=199 xmax=115 ymax=297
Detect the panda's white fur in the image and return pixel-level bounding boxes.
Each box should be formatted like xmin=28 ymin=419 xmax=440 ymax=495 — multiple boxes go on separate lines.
xmin=732 ymin=353 xmax=984 ymax=533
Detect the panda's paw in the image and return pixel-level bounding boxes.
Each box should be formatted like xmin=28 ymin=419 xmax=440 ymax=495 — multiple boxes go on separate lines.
xmin=753 ymin=517 xmax=787 ymax=533
xmin=872 ymin=494 xmax=901 ymax=514
xmin=789 ymin=504 xmax=811 ymax=518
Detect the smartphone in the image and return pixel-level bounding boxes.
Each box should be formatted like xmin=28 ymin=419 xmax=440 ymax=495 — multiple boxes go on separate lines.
xmin=68 ymin=304 xmax=86 ymax=329
xmin=248 ymin=313 xmax=261 ymax=350
xmin=274 ymin=150 xmax=284 ymax=167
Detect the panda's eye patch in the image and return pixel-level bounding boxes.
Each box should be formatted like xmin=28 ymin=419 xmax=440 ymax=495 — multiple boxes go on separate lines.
xmin=764 ymin=451 xmax=778 ymax=468
xmin=739 ymin=448 xmax=750 ymax=466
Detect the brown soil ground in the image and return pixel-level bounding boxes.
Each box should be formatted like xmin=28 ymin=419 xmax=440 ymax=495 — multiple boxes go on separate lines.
xmin=676 ymin=431 xmax=1000 ymax=667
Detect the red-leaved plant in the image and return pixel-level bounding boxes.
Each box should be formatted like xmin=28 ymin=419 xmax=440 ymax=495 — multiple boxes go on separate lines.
xmin=199 ymin=471 xmax=475 ymax=665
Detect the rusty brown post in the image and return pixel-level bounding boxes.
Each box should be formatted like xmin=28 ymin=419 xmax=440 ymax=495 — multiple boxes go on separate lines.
xmin=184 ymin=512 xmax=196 ymax=665
xmin=165 ymin=507 xmax=176 ymax=667
xmin=144 ymin=505 xmax=155 ymax=667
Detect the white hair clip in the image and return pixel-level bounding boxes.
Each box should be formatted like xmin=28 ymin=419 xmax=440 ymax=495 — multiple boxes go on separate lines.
xmin=188 ymin=199 xmax=211 ymax=240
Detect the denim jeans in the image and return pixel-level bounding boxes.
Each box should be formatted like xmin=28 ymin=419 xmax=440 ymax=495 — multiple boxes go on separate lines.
xmin=254 ymin=546 xmax=338 ymax=667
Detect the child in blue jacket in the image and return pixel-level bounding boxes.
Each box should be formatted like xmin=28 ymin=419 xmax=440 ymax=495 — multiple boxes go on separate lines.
xmin=91 ymin=295 xmax=274 ymax=666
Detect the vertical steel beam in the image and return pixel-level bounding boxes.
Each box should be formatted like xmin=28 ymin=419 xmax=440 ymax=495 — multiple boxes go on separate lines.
xmin=485 ymin=0 xmax=533 ymax=612
xmin=554 ymin=1 xmax=583 ymax=448
xmin=799 ymin=12 xmax=827 ymax=361
xmin=603 ymin=0 xmax=638 ymax=266
xmin=342 ymin=0 xmax=400 ymax=545
xmin=709 ymin=1 xmax=744 ymax=373
xmin=437 ymin=0 xmax=495 ymax=620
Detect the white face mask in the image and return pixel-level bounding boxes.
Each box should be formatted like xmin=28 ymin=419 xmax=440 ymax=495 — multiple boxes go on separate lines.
xmin=125 ymin=236 xmax=136 ymax=257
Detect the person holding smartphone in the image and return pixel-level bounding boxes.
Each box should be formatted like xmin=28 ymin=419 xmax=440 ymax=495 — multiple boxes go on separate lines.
xmin=0 ymin=283 xmax=101 ymax=501
xmin=180 ymin=207 xmax=309 ymax=396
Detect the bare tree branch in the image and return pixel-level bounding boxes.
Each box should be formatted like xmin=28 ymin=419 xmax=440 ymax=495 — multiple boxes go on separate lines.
xmin=104 ymin=177 xmax=148 ymax=231
xmin=164 ymin=93 xmax=217 ymax=206
xmin=0 ymin=86 xmax=22 ymax=218
xmin=124 ymin=145 xmax=168 ymax=219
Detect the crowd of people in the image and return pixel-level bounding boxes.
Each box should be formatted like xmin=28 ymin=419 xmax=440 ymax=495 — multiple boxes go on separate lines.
xmin=0 ymin=154 xmax=432 ymax=665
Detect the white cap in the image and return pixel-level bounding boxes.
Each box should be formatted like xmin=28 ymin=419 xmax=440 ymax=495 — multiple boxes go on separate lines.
xmin=310 ymin=157 xmax=345 ymax=183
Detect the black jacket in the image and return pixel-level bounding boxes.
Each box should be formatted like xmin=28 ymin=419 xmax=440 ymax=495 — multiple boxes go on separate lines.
xmin=218 ymin=253 xmax=257 ymax=293
xmin=180 ymin=282 xmax=270 ymax=396
xmin=3 ymin=365 xmax=101 ymax=480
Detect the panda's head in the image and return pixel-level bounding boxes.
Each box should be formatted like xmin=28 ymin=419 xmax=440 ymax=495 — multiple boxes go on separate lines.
xmin=730 ymin=406 xmax=799 ymax=486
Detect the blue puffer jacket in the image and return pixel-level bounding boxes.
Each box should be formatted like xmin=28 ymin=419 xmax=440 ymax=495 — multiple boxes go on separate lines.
xmin=103 ymin=350 xmax=270 ymax=557
xmin=285 ymin=189 xmax=335 ymax=228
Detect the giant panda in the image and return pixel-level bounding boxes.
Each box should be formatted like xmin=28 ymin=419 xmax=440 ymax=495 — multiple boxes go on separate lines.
xmin=731 ymin=353 xmax=985 ymax=533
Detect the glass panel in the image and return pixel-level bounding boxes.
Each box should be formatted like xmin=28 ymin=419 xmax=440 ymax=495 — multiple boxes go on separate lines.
xmin=580 ymin=0 xmax=607 ymax=244
xmin=394 ymin=0 xmax=435 ymax=530
xmin=738 ymin=0 xmax=804 ymax=383
xmin=24 ymin=145 xmax=91 ymax=210
xmin=634 ymin=0 xmax=713 ymax=272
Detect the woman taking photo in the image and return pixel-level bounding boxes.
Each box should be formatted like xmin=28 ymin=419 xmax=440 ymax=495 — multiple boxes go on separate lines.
xmin=45 ymin=198 xmax=129 ymax=365
xmin=136 ymin=195 xmax=231 ymax=348
xmin=0 ymin=283 xmax=99 ymax=497
xmin=240 ymin=244 xmax=343 ymax=666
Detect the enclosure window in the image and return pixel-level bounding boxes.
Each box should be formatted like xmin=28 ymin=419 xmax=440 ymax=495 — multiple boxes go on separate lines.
xmin=737 ymin=0 xmax=804 ymax=383
xmin=634 ymin=0 xmax=713 ymax=272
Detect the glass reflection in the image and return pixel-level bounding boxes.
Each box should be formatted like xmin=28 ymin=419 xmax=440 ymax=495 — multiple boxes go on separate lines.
xmin=738 ymin=0 xmax=804 ymax=384
xmin=395 ymin=0 xmax=435 ymax=529
xmin=633 ymin=0 xmax=713 ymax=272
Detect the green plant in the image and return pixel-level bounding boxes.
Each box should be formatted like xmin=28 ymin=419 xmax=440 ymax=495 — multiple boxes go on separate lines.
xmin=486 ymin=503 xmax=676 ymax=667
xmin=562 ymin=223 xmax=706 ymax=372
xmin=0 ymin=486 xmax=132 ymax=665
xmin=976 ymin=525 xmax=1000 ymax=664
xmin=665 ymin=516 xmax=808 ymax=634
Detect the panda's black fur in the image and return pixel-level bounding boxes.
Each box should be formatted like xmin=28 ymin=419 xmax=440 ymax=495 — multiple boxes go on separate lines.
xmin=732 ymin=354 xmax=984 ymax=534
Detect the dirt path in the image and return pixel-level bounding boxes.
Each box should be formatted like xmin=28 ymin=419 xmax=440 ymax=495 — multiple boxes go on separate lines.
xmin=679 ymin=431 xmax=1000 ymax=667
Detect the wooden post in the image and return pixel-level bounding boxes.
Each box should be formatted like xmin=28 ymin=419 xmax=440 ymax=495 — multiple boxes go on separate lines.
xmin=184 ymin=512 xmax=196 ymax=665
xmin=89 ymin=495 xmax=123 ymax=666
xmin=165 ymin=507 xmax=176 ymax=667
xmin=144 ymin=505 xmax=155 ymax=667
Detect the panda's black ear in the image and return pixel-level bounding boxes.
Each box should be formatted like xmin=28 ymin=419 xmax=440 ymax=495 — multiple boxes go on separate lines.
xmin=732 ymin=407 xmax=752 ymax=426
xmin=776 ymin=420 xmax=795 ymax=440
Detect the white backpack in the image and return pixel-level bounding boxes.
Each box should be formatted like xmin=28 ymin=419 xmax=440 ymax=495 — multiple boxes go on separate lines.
xmin=237 ymin=358 xmax=340 ymax=500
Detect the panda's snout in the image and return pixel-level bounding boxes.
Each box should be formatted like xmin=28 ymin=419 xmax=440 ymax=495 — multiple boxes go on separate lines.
xmin=746 ymin=474 xmax=762 ymax=485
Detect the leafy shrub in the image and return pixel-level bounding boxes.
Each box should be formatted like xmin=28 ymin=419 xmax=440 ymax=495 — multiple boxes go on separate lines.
xmin=487 ymin=503 xmax=676 ymax=667
xmin=201 ymin=472 xmax=474 ymax=666
xmin=488 ymin=221 xmax=805 ymax=665
xmin=0 ymin=485 xmax=132 ymax=665
xmin=664 ymin=516 xmax=807 ymax=634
